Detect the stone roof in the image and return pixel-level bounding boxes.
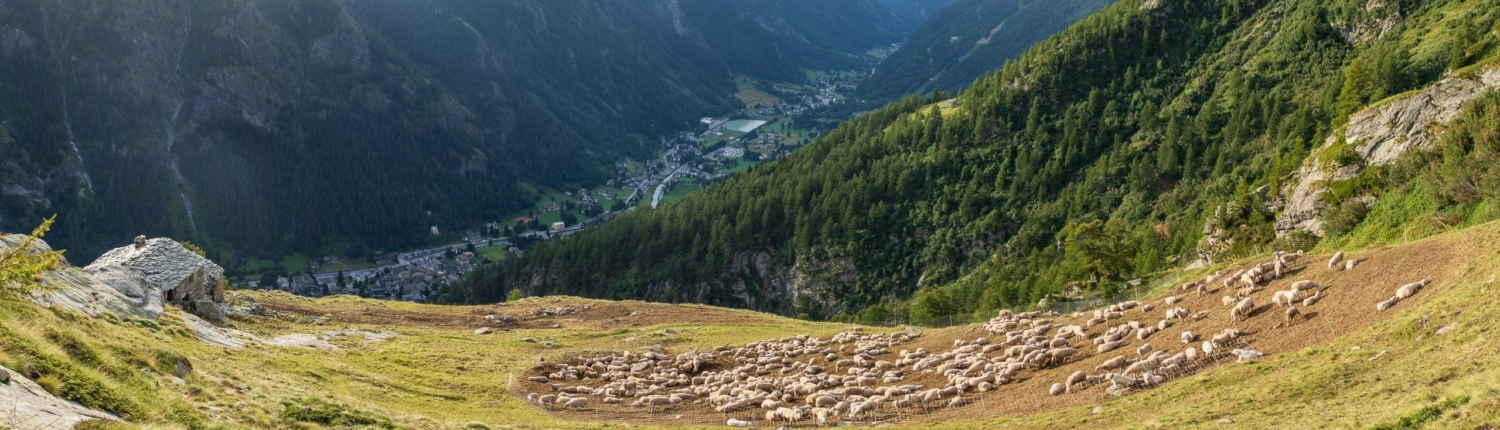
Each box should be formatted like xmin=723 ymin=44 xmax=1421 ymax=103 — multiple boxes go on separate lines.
xmin=85 ymin=238 xmax=223 ymax=295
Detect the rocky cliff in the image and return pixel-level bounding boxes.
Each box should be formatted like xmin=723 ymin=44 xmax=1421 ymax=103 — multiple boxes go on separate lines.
xmin=1275 ymin=66 xmax=1500 ymax=238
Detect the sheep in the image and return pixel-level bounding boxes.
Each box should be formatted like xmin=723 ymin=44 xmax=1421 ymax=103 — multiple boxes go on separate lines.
xmin=1231 ymin=349 xmax=1264 ymax=362
xmin=1098 ymin=340 xmax=1125 ymax=353
xmin=1049 ymin=383 xmax=1066 ymax=396
xmin=1065 ymin=370 xmax=1088 ymax=393
xmin=1345 ymin=260 xmax=1359 ymax=271
xmin=1222 ymin=296 xmax=1238 ymax=307
xmin=1272 ymin=290 xmax=1296 ymax=307
xmin=1095 ymin=356 xmax=1132 ymax=372
xmin=1196 ymin=282 xmax=1209 ymax=297
xmin=1230 ymin=298 xmax=1254 ymax=323
xmin=1184 ymin=345 xmax=1199 ymax=363
xmin=562 ymin=397 xmax=589 ymax=409
xmin=1165 ymin=296 xmax=1180 ymax=305
xmin=1180 ymin=331 xmax=1197 ymax=344
xmin=1395 ymin=279 xmax=1431 ymax=300
xmin=1236 ymin=286 xmax=1256 ymax=298
xmin=1285 ymin=306 xmax=1301 ymax=324
xmin=1141 ymin=304 xmax=1155 ymax=313
xmin=1166 ymin=307 xmax=1190 ymax=321
xmin=1377 ymin=296 xmax=1400 ymax=311
xmin=1329 ymin=251 xmax=1345 ymax=270
xmin=1136 ymin=343 xmax=1153 ymax=356
xmin=1137 ymin=327 xmax=1157 ymax=340
xmin=1302 ymin=290 xmax=1322 ymax=307
xmin=1201 ymin=341 xmax=1216 ymax=356
xmin=1157 ymin=319 xmax=1172 ymax=330
xmin=1049 ymin=348 xmax=1079 ymax=366
xmin=727 ymin=418 xmax=753 ymax=428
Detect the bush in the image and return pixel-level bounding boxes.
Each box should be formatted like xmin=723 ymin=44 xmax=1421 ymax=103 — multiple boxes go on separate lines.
xmin=1322 ymin=198 xmax=1371 ymax=238
xmin=35 ymin=373 xmax=63 ymax=396
xmin=280 ymin=397 xmax=397 ymax=429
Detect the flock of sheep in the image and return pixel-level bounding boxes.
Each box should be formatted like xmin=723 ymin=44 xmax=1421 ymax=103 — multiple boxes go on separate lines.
xmin=519 ymin=250 xmax=1432 ymax=427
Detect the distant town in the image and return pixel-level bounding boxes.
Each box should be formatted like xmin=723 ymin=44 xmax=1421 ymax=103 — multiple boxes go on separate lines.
xmin=237 ymin=66 xmax=878 ymax=302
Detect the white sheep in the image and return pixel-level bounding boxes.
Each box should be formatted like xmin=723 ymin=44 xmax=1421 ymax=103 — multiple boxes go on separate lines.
xmin=1329 ymin=251 xmax=1345 ymax=270
xmin=1344 ymin=260 xmax=1359 ymax=271
xmin=1136 ymin=343 xmax=1152 ymax=356
xmin=1272 ymin=290 xmax=1296 ymax=307
xmin=1377 ymin=296 xmax=1400 ymax=311
xmin=1201 ymin=341 xmax=1216 ymax=355
xmin=1165 ymin=296 xmax=1180 ymax=305
xmin=1065 ymin=370 xmax=1087 ymax=393
xmin=1285 ymin=306 xmax=1301 ymax=324
xmin=1049 ymin=383 xmax=1065 ymax=396
xmin=1180 ymin=331 xmax=1197 ymax=344
xmin=1302 ymin=290 xmax=1322 ymax=307
xmin=1395 ymin=279 xmax=1431 ymax=300
xmin=1230 ymin=298 xmax=1254 ymax=323
xmin=727 ymin=418 xmax=753 ymax=428
xmin=1222 ymin=296 xmax=1237 ymax=307
xmin=1231 ymin=349 xmax=1263 ymax=362
xmin=1141 ymin=304 xmax=1155 ymax=313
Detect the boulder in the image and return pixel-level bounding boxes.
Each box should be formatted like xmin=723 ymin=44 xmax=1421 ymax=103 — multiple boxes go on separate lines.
xmin=474 ymin=327 xmax=493 ymax=335
xmin=0 ymin=364 xmax=118 ymax=428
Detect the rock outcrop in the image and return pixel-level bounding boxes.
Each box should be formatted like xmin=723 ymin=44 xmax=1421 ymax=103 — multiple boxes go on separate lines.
xmin=0 ymin=365 xmax=118 ymax=429
xmin=1275 ymin=67 xmax=1500 ymax=238
xmin=84 ymin=236 xmax=226 ymax=323
xmin=1 ymin=234 xmax=236 ymax=347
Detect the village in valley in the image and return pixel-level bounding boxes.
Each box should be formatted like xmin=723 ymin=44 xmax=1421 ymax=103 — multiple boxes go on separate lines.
xmin=234 ymin=67 xmax=878 ymax=302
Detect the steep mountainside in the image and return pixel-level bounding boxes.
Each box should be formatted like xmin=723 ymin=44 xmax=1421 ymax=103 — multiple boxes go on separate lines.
xmin=473 ymin=0 xmax=1500 ymax=323
xmin=0 ymin=0 xmax=908 ymax=262
xmin=858 ymin=0 xmax=1115 ymax=100
xmin=879 ymin=0 xmax=959 ymax=25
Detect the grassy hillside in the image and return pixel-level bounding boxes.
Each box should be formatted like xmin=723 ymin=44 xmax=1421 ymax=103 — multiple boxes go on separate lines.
xmin=6 ymin=219 xmax=1500 ymax=428
xmin=479 ymin=0 xmax=1500 ymax=324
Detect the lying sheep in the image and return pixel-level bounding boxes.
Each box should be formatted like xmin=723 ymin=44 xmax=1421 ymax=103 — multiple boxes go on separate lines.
xmin=1141 ymin=304 xmax=1155 ymax=313
xmin=1222 ymin=296 xmax=1238 ymax=307
xmin=727 ymin=418 xmax=753 ymax=428
xmin=1181 ymin=331 xmax=1197 ymax=344
xmin=1377 ymin=296 xmax=1400 ymax=311
xmin=1050 ymin=383 xmax=1065 ymax=396
xmin=1137 ymin=327 xmax=1157 ymax=340
xmin=1231 ymin=349 xmax=1264 ymax=362
xmin=1302 ymin=290 xmax=1322 ymax=307
xmin=1345 ymin=260 xmax=1359 ymax=271
xmin=1098 ymin=340 xmax=1125 ymax=353
xmin=1165 ymin=296 xmax=1180 ymax=305
xmin=1395 ymin=279 xmax=1431 ymax=300
xmin=1230 ymin=298 xmax=1254 ymax=323
xmin=1329 ymin=252 xmax=1345 ymax=270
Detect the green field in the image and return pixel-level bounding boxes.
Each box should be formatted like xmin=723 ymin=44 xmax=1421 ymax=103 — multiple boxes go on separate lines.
xmin=477 ymin=245 xmax=508 ymax=261
xmin=726 ymin=159 xmax=759 ymax=175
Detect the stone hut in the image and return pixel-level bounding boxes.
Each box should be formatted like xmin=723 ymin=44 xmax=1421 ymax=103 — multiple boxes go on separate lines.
xmin=84 ymin=236 xmax=226 ymax=322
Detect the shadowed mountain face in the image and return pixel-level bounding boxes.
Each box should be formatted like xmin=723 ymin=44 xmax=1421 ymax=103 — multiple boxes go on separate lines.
xmin=859 ymin=0 xmax=1113 ymax=100
xmin=0 ymin=0 xmax=908 ymax=261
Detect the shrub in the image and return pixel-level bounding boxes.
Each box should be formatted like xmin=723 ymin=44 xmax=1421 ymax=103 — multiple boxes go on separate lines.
xmin=35 ymin=373 xmax=63 ymax=396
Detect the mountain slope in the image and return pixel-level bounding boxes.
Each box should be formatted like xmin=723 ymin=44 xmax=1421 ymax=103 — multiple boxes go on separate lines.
xmin=7 ymin=220 xmax=1500 ymax=428
xmin=475 ymin=0 xmax=1500 ymax=322
xmin=858 ymin=0 xmax=1115 ymax=100
xmin=882 ymin=0 xmax=959 ymax=25
xmin=0 ymin=0 xmax=908 ymax=262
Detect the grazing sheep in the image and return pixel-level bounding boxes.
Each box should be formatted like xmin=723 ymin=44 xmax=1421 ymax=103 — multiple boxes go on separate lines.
xmin=1345 ymin=260 xmax=1359 ymax=271
xmin=1136 ymin=343 xmax=1153 ymax=356
xmin=1236 ymin=286 xmax=1256 ymax=298
xmin=1231 ymin=349 xmax=1264 ymax=362
xmin=1049 ymin=383 xmax=1065 ymax=396
xmin=1065 ymin=370 xmax=1087 ymax=393
xmin=1377 ymin=296 xmax=1400 ymax=311
xmin=1184 ymin=345 xmax=1199 ymax=362
xmin=1272 ymin=290 xmax=1295 ymax=307
xmin=1395 ymin=279 xmax=1431 ymax=300
xmin=1196 ymin=282 xmax=1209 ymax=297
xmin=1222 ymin=296 xmax=1238 ymax=307
xmin=1329 ymin=252 xmax=1345 ymax=270
xmin=1201 ymin=341 xmax=1216 ymax=355
xmin=1230 ymin=298 xmax=1255 ymax=323
xmin=1181 ymin=331 xmax=1197 ymax=344
xmin=1108 ymin=373 xmax=1137 ymax=389
xmin=1095 ymin=356 xmax=1132 ymax=372
xmin=563 ymin=397 xmax=589 ymax=409
xmin=1285 ymin=306 xmax=1301 ymax=324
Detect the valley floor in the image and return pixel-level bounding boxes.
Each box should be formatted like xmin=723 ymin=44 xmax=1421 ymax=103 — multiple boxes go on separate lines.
xmin=9 ymin=222 xmax=1500 ymax=429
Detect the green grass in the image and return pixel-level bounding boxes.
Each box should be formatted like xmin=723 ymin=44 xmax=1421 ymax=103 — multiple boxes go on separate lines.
xmin=726 ymin=159 xmax=759 ymax=175
xmin=662 ymin=184 xmax=699 ymax=204
xmin=477 ymin=246 xmax=508 ymax=262
xmin=279 ymin=254 xmax=310 ymax=273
